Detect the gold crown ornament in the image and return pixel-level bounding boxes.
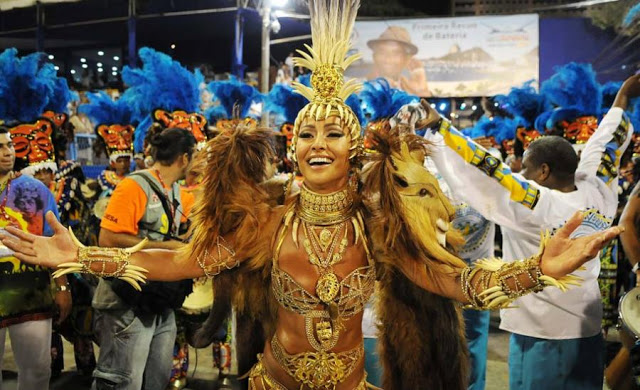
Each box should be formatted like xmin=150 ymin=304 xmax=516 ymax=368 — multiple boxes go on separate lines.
xmin=291 ymin=0 xmax=363 ymax=162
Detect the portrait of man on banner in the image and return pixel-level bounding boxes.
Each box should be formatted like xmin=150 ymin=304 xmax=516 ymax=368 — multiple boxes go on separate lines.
xmin=365 ymin=26 xmax=432 ymax=97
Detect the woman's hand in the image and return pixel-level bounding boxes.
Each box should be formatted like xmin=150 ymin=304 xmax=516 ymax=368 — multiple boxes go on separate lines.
xmin=1 ymin=211 xmax=78 ymax=268
xmin=540 ymin=211 xmax=623 ymax=279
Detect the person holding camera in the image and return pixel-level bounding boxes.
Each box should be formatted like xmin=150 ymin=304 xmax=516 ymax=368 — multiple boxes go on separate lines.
xmin=91 ymin=128 xmax=196 ymax=390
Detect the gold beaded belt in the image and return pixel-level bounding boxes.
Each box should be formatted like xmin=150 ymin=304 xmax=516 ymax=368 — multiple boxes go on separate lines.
xmin=270 ymin=334 xmax=364 ymax=389
xmin=248 ymin=354 xmax=288 ymax=390
xmin=248 ymin=353 xmax=370 ymax=390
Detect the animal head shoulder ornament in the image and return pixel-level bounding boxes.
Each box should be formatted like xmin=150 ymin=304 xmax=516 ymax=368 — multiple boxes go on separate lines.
xmin=291 ymin=0 xmax=363 ymax=162
xmin=363 ymin=130 xmax=467 ymax=277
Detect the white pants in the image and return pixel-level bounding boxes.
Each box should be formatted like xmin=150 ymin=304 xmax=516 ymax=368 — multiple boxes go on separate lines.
xmin=0 ymin=318 xmax=52 ymax=390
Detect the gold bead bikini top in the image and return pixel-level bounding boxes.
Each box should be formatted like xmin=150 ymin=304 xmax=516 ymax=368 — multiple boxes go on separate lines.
xmin=271 ymin=254 xmax=375 ymax=319
xmin=271 ymin=185 xmax=376 ymax=321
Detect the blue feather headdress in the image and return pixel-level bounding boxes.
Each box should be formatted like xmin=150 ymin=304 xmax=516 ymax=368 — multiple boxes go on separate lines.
xmin=540 ymin=62 xmax=602 ymax=115
xmin=359 ymin=78 xmax=419 ymax=125
xmin=79 ymin=92 xmax=136 ymax=162
xmin=534 ymin=110 xmax=553 ymax=133
xmin=599 ymin=80 xmax=640 ymax=119
xmin=0 ymin=48 xmax=63 ymax=124
xmin=44 ymin=77 xmax=77 ymax=114
xmin=494 ymin=80 xmax=549 ymax=129
xmin=122 ymin=47 xmax=204 ymax=152
xmin=265 ymin=83 xmax=309 ymax=126
xmin=79 ymin=91 xmax=135 ymax=127
xmin=467 ymin=115 xmax=518 ymax=145
xmin=623 ymin=3 xmax=640 ymax=27
xmin=539 ymin=63 xmax=603 ymax=145
xmin=206 ymin=76 xmax=263 ymax=123
xmin=600 ymin=81 xmax=623 ymax=115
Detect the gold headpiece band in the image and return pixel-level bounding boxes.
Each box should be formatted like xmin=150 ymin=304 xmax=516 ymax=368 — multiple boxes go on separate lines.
xmin=290 ymin=0 xmax=363 ymax=162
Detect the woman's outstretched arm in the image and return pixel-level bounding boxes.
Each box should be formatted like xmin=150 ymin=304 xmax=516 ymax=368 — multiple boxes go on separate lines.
xmin=399 ymin=211 xmax=623 ymax=308
xmin=1 ymin=211 xmax=237 ymax=284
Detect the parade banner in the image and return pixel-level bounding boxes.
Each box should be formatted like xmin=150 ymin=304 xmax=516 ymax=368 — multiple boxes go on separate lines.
xmin=347 ymin=14 xmax=539 ymax=97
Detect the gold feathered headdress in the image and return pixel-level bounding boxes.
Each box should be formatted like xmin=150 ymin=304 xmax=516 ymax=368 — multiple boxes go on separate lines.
xmin=291 ymin=0 xmax=363 ymax=161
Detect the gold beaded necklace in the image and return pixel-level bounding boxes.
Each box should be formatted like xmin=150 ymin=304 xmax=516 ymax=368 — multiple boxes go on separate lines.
xmin=288 ymin=184 xmax=357 ymax=351
xmin=296 ymin=185 xmax=354 ymax=304
xmin=296 ymin=184 xmax=354 ymax=226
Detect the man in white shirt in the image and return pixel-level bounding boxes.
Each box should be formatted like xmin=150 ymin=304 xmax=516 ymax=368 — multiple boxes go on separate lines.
xmin=416 ymin=74 xmax=639 ymax=389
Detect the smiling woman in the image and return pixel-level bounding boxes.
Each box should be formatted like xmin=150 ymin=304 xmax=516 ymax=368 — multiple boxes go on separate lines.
xmin=296 ymin=116 xmax=352 ymax=193
xmin=0 ymin=1 xmax=625 ymax=390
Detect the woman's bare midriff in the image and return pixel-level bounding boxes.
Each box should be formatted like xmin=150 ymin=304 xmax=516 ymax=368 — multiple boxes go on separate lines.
xmin=261 ymin=310 xmax=366 ymax=390
xmin=259 ymin=222 xmax=371 ymax=389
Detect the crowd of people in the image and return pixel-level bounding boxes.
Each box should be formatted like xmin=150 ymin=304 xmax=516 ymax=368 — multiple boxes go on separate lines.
xmin=0 ymin=1 xmax=638 ymax=390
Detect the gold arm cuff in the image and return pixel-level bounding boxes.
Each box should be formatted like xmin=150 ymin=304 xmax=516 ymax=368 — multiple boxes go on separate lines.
xmin=462 ymin=231 xmax=583 ymax=310
xmin=196 ymin=236 xmax=239 ymax=278
xmin=52 ymin=228 xmax=149 ymax=291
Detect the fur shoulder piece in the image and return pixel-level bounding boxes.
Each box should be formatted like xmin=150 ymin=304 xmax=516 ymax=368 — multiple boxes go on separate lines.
xmin=182 ymin=126 xmax=276 ymax=271
xmin=183 ymin=127 xmax=285 ymax=379
xmin=376 ymin=262 xmax=468 ymax=390
xmin=362 ymin=131 xmax=466 ymax=279
xmin=362 ymin=130 xmax=469 ymax=390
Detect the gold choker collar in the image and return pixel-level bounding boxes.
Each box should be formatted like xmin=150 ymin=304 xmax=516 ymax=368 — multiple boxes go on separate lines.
xmin=297 ymin=184 xmax=354 ymax=225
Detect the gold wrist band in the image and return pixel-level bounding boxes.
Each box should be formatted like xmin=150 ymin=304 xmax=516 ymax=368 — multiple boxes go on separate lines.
xmin=462 ymin=231 xmax=583 ymax=310
xmin=52 ymin=228 xmax=149 ymax=291
xmin=195 ymin=236 xmax=238 ymax=278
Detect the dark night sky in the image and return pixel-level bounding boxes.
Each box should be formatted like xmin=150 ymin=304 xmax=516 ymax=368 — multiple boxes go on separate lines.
xmin=400 ymin=0 xmax=452 ymax=16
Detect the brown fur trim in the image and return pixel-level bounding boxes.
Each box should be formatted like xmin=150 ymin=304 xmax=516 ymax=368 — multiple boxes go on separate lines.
xmin=180 ymin=126 xmax=276 ymax=268
xmin=180 ymin=125 xmax=284 ymax=384
xmin=377 ymin=262 xmax=469 ymax=390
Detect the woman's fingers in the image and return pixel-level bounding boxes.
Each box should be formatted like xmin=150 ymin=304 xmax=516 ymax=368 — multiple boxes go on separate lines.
xmin=580 ymin=226 xmax=623 ymax=259
xmin=4 ymin=226 xmax=36 ymax=243
xmin=1 ymin=237 xmax=35 ymax=255
xmin=10 ymin=249 xmax=40 ymax=265
xmin=554 ymin=211 xmax=584 ymax=240
xmin=46 ymin=211 xmax=66 ymax=235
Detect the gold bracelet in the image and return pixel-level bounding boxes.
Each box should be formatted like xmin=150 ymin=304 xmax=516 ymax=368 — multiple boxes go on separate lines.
xmin=196 ymin=236 xmax=238 ymax=278
xmin=462 ymin=231 xmax=584 ymax=310
xmin=52 ymin=228 xmax=149 ymax=291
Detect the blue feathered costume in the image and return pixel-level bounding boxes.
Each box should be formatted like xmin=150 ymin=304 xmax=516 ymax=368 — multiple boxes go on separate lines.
xmin=356 ymin=79 xmax=417 ymax=151
xmin=79 ymin=91 xmax=136 ymax=195
xmin=206 ymin=76 xmax=262 ymax=125
xmin=122 ymin=47 xmax=207 ymax=153
xmin=494 ymin=81 xmax=549 ymax=156
xmin=540 ymin=63 xmax=602 ymax=147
